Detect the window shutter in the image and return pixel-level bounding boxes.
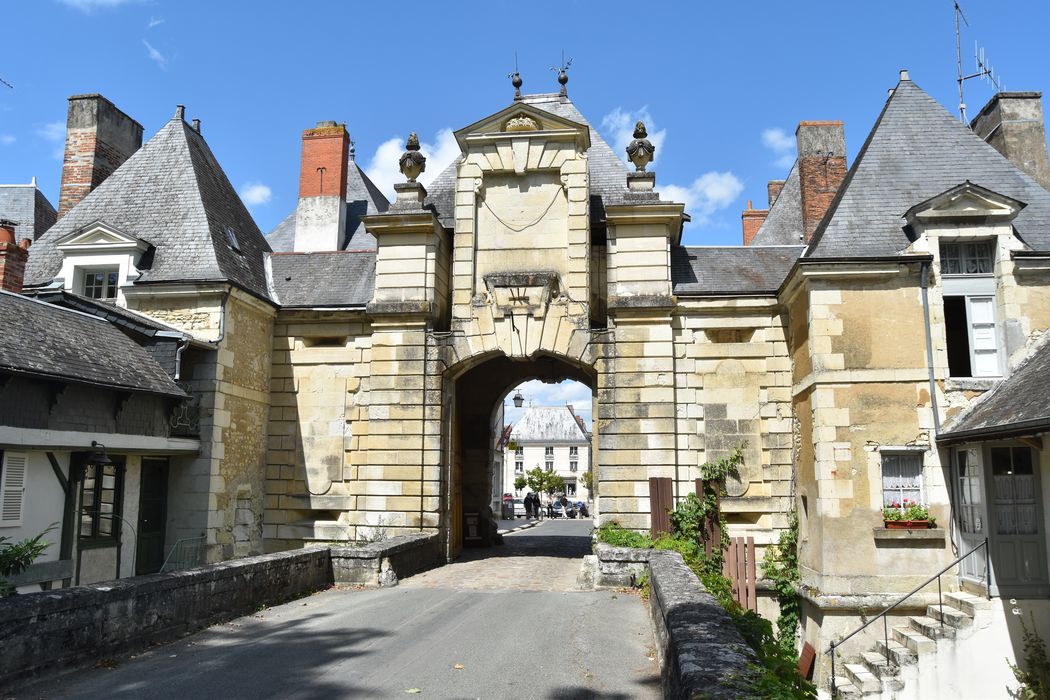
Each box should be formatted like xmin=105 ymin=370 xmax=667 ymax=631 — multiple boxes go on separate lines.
xmin=967 ymin=296 xmax=1000 ymax=377
xmin=0 ymin=452 xmax=27 ymax=527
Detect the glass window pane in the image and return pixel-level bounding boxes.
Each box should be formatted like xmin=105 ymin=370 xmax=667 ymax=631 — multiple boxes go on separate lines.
xmin=991 ymin=447 xmax=1012 ymax=475
xmin=1012 ymin=448 xmax=1034 ymax=475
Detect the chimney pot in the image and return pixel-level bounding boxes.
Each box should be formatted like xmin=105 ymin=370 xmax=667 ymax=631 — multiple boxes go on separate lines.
xmin=0 ymin=220 xmax=16 ymax=245
xmin=175 ymin=104 xmax=185 ymax=120
xmin=767 ymin=180 xmax=786 ymax=207
xmin=18 ymin=238 xmax=31 ymax=250
xmin=741 ymin=205 xmax=769 ymax=246
xmin=191 ymin=118 xmax=201 ymax=133
xmin=293 ymin=121 xmax=351 ymax=252
xmin=899 ymin=69 xmax=910 ymax=82
xmin=316 ymin=120 xmax=339 ymax=128
xmin=0 ymin=223 xmax=28 ymax=294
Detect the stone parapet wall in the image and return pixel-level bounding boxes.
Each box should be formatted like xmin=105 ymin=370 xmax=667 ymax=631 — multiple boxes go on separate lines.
xmin=331 ymin=533 xmax=442 ymax=586
xmin=647 ymin=550 xmax=760 ymax=699
xmin=593 ymin=542 xmax=651 ymax=588
xmin=0 ymin=547 xmax=332 ymax=691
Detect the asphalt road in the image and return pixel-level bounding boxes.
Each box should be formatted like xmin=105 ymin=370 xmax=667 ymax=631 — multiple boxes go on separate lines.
xmin=20 ymin=520 xmax=659 ymax=700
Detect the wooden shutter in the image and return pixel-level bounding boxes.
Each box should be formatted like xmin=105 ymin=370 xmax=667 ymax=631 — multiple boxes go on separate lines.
xmin=0 ymin=452 xmax=27 ymax=527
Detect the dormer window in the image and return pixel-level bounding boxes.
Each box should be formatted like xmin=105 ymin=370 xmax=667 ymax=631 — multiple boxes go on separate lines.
xmin=941 ymin=240 xmax=994 ymax=275
xmin=81 ymin=267 xmax=119 ymax=300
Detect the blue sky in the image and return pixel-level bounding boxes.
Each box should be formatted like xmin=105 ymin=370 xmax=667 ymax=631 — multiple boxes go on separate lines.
xmin=2 ymin=0 xmax=1049 ymax=418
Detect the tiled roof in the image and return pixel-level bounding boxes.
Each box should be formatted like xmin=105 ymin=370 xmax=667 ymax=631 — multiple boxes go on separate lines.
xmin=266 ymin=162 xmax=390 ymax=252
xmin=24 ymin=117 xmax=272 ymax=299
xmin=510 ymin=405 xmax=590 ymax=443
xmin=269 ymin=251 xmax=375 ymax=307
xmin=807 ymin=78 xmax=1050 ymax=258
xmin=750 ymin=163 xmax=803 ymax=246
xmin=0 ymin=184 xmax=57 ymax=242
xmin=672 ymin=245 xmax=802 ymax=295
xmin=424 ymin=93 xmax=630 ymax=228
xmin=940 ymin=333 xmax=1050 ymax=440
xmin=0 ymin=291 xmax=185 ymax=397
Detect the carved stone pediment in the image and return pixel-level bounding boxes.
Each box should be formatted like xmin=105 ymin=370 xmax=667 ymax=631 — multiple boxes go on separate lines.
xmin=504 ymin=114 xmax=539 ymax=132
xmin=481 ymin=271 xmax=561 ymax=319
xmin=454 ymin=103 xmax=590 ymax=153
xmin=904 ymin=181 xmax=1026 ymax=225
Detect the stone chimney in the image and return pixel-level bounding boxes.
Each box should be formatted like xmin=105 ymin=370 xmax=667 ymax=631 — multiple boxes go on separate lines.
xmin=741 ymin=200 xmax=768 ymax=246
xmin=0 ymin=220 xmax=29 ymax=294
xmin=971 ymin=92 xmax=1050 ymax=191
xmin=58 ymin=94 xmax=144 ymax=218
xmin=767 ymin=180 xmax=786 ymax=207
xmin=293 ymin=121 xmax=350 ymax=252
xmin=796 ymin=121 xmax=847 ymax=243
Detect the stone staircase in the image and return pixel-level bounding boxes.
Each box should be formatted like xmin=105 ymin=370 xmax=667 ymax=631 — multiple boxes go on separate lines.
xmin=832 ymin=591 xmax=992 ymax=699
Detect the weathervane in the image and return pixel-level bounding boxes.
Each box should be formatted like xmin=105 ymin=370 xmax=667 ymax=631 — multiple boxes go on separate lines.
xmin=550 ymin=51 xmax=572 ymax=97
xmin=508 ymin=51 xmax=523 ymax=101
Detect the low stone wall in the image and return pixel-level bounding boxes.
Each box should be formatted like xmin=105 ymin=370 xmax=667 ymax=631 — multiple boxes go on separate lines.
xmin=0 ymin=547 xmax=332 ymax=690
xmin=593 ymin=542 xmax=651 ymax=587
xmin=331 ymin=533 xmax=442 ymax=586
xmin=0 ymin=534 xmax=442 ymax=691
xmin=647 ymin=550 xmax=760 ymax=699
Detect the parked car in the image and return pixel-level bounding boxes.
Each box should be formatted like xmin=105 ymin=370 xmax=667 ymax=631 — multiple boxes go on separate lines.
xmin=512 ymin=498 xmax=527 ymax=518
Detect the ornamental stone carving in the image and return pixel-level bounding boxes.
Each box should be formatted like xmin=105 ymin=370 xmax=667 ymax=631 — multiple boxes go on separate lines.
xmin=398 ymin=132 xmax=426 ymax=182
xmin=626 ymin=121 xmax=655 ymax=172
xmin=505 ymin=114 xmax=539 ymax=132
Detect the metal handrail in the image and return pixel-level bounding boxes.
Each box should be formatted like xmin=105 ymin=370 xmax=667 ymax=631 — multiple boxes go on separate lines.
xmin=827 ymin=538 xmax=989 ymax=696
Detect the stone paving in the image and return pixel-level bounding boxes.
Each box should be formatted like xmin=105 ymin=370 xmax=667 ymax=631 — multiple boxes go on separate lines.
xmin=403 ymin=518 xmax=594 ymax=592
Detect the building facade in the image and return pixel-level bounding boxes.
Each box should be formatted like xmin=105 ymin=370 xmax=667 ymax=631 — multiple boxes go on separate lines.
xmin=4 ymin=70 xmax=1050 ymax=691
xmin=502 ymin=405 xmax=591 ymax=503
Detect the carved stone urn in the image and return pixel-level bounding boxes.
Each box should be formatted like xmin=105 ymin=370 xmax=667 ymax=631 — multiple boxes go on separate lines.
xmin=626 ymin=121 xmax=655 ymax=172
xmin=398 ymin=132 xmax=427 ymax=182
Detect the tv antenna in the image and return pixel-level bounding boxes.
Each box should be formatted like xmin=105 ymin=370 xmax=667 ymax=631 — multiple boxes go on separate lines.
xmin=0 ymin=75 xmax=12 ymax=90
xmin=955 ymin=1 xmax=1002 ymax=124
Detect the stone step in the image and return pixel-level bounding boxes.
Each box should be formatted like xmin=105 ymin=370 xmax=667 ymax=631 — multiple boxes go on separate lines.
xmin=860 ymin=650 xmax=900 ymax=679
xmin=893 ymin=626 xmax=937 ymax=654
xmin=944 ymin=591 xmax=992 ymax=617
xmin=874 ymin=639 xmax=916 ymax=667
xmin=843 ymin=663 xmax=882 ymax=694
xmin=833 ymin=676 xmax=862 ymax=699
xmin=927 ymin=603 xmax=973 ymax=629
xmin=910 ymin=614 xmax=957 ymax=640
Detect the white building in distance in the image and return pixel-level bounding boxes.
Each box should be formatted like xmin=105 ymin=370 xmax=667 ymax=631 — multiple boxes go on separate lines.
xmin=503 ymin=406 xmax=591 ymax=502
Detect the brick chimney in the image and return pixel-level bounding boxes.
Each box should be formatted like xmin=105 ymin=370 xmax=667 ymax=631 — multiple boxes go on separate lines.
xmin=971 ymin=92 xmax=1050 ymax=191
xmin=293 ymin=121 xmax=350 ymax=252
xmin=741 ymin=200 xmax=768 ymax=246
xmin=767 ymin=180 xmax=786 ymax=207
xmin=796 ymin=121 xmax=847 ymax=243
xmin=0 ymin=220 xmax=29 ymax=294
xmin=58 ymin=94 xmax=144 ymax=218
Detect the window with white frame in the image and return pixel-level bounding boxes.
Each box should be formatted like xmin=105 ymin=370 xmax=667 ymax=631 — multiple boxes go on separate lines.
xmin=940 ymin=239 xmax=1001 ymax=378
xmin=570 ymin=461 xmax=578 ymax=472
xmin=569 ymin=446 xmax=578 ymax=457
xmin=545 ymin=446 xmax=554 ymax=457
xmin=514 ymin=461 xmax=523 ymax=473
xmin=545 ymin=461 xmax=553 ymax=472
xmin=79 ymin=462 xmax=123 ymax=542
xmin=81 ymin=267 xmax=120 ymax=300
xmin=515 ymin=446 xmax=523 ymax=457
xmin=882 ymin=453 xmax=924 ymax=509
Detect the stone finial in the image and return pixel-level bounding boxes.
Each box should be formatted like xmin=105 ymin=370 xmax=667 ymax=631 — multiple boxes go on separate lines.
xmin=509 ymin=71 xmax=523 ymax=101
xmin=399 ymin=132 xmax=426 ymax=182
xmin=626 ymin=121 xmax=655 ymax=172
xmin=550 ymin=55 xmax=572 ymax=97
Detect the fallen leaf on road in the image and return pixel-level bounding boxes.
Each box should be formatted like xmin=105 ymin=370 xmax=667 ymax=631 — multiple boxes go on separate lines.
xmin=453 ymin=663 xmax=464 ymax=670
xmin=405 ymin=689 xmax=422 ymax=694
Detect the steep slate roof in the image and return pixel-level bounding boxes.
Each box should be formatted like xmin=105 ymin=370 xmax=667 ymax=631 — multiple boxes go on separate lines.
xmin=24 ymin=117 xmax=272 ymax=299
xmin=0 ymin=291 xmax=185 ymax=397
xmin=510 ymin=405 xmax=590 ymax=443
xmin=30 ymin=289 xmax=186 ymax=335
xmin=0 ymin=183 xmax=57 ymax=242
xmin=269 ymin=251 xmax=375 ymax=307
xmin=750 ymin=163 xmax=803 ymax=246
xmin=266 ymin=162 xmax=390 ymax=252
xmin=672 ymin=245 xmax=803 ymax=295
xmin=807 ymin=78 xmax=1050 ymax=258
xmin=940 ymin=334 xmax=1050 ymax=441
xmin=424 ymin=93 xmax=631 ymax=228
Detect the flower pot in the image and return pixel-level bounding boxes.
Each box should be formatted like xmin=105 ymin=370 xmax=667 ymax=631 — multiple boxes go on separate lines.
xmin=884 ymin=520 xmax=930 ymax=530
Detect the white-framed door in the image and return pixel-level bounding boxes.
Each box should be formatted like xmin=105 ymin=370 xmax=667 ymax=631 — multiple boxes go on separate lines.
xmin=954 ymin=446 xmax=989 ymax=584
xmin=987 ymin=445 xmax=1049 ymax=595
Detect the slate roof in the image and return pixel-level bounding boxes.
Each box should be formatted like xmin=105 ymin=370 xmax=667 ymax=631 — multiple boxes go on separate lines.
xmin=672 ymin=245 xmax=803 ymax=295
xmin=0 ymin=183 xmax=57 ymax=242
xmin=510 ymin=406 xmax=590 ymax=443
xmin=269 ymin=251 xmax=375 ymax=307
xmin=807 ymin=78 xmax=1050 ymax=258
xmin=750 ymin=163 xmax=803 ymax=246
xmin=23 ymin=117 xmax=273 ymax=299
xmin=940 ymin=334 xmax=1050 ymax=441
xmin=30 ymin=289 xmax=187 ymax=336
xmin=266 ymin=162 xmax=390 ymax=252
xmin=0 ymin=291 xmax=185 ymax=397
xmin=424 ymin=93 xmax=631 ymax=228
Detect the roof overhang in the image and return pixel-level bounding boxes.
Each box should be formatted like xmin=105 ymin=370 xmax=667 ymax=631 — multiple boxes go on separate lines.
xmin=55 ymin=220 xmax=151 ymax=255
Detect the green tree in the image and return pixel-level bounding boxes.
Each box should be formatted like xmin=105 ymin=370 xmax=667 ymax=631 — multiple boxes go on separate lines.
xmin=524 ymin=466 xmax=566 ymax=496
xmin=580 ymin=470 xmax=593 ymax=492
xmin=513 ymin=476 xmax=527 ymax=491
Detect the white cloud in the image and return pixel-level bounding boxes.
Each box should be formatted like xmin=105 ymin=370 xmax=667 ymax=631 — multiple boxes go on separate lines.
xmin=0 ymin=135 xmax=15 ymax=146
xmin=143 ymin=39 xmax=167 ymax=69
xmin=662 ymin=171 xmax=745 ymax=227
xmin=57 ymin=0 xmax=142 ymax=12
xmin=364 ymin=128 xmax=460 ymax=200
xmin=147 ymin=16 xmax=164 ymax=28
xmin=762 ymin=127 xmax=796 ymax=169
xmin=601 ymin=106 xmax=667 ymax=166
xmin=239 ymin=182 xmax=272 ymax=207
